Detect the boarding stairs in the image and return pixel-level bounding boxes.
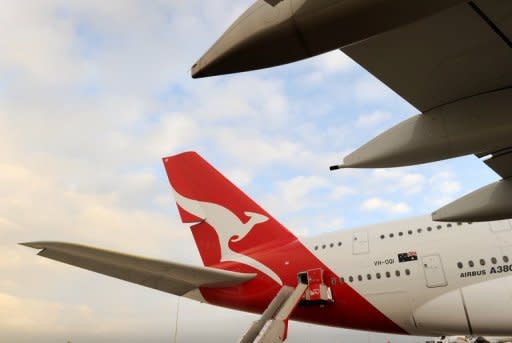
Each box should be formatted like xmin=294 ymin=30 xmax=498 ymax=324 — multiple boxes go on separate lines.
xmin=238 ymin=268 xmax=334 ymax=343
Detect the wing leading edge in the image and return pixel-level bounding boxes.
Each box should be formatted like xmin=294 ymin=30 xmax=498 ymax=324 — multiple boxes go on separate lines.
xmin=20 ymin=242 xmax=255 ymax=297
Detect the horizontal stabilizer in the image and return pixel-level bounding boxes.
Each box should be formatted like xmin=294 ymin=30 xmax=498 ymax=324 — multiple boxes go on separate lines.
xmin=20 ymin=241 xmax=255 ymax=296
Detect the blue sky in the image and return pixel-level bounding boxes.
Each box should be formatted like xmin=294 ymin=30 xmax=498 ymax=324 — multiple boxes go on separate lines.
xmin=0 ymin=1 xmax=499 ymax=342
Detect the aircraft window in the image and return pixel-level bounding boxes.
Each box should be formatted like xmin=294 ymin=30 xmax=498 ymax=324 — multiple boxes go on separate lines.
xmin=338 ymin=242 xmax=342 ymax=246
xmin=395 ymin=270 xmax=401 ymax=277
xmin=389 ymin=233 xmax=394 ymax=238
xmin=357 ymin=275 xmax=363 ymax=282
xmin=492 ymin=257 xmax=498 ymax=264
xmin=436 ymin=225 xmax=442 ymax=230
xmin=504 ymin=256 xmax=510 ymax=263
xmin=405 ymin=269 xmax=411 ymax=276
xmin=376 ymin=273 xmax=381 ymax=279
xmin=427 ymin=226 xmax=432 ymax=232
xmin=417 ymin=228 xmax=422 ymax=233
xmin=340 ymin=277 xmax=345 ymax=283
xmin=349 ymin=276 xmax=354 ymax=283
xmin=457 ymin=262 xmax=463 ymax=269
xmin=447 ymin=223 xmax=452 ymax=228
xmin=385 ymin=271 xmax=391 ymax=278
xmin=468 ymin=260 xmax=475 ymax=267
xmin=480 ymin=259 xmax=486 ymax=266
xmin=398 ymin=232 xmax=403 ymax=236
xmin=380 ymin=234 xmax=385 ymax=240
xmin=408 ymin=230 xmax=413 ymax=235
xmin=330 ymin=243 xmax=334 ymax=248
xmin=367 ymin=274 xmax=372 ymax=280
xmin=322 ymin=244 xmax=326 ymax=249
xmin=457 ymin=222 xmax=462 ymax=226
xmin=314 ymin=246 xmax=318 ymax=250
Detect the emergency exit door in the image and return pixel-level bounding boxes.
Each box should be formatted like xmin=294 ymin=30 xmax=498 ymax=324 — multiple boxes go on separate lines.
xmin=422 ymin=254 xmax=448 ymax=288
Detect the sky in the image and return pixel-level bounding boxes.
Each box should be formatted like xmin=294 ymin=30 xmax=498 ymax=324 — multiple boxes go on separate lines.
xmin=0 ymin=1 xmax=500 ymax=342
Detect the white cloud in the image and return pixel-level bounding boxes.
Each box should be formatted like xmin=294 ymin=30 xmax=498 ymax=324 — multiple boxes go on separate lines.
xmin=144 ymin=113 xmax=199 ymax=157
xmin=288 ymin=214 xmax=345 ymax=237
xmin=0 ymin=247 xmax=25 ymax=269
xmin=316 ymin=51 xmax=355 ymax=73
xmin=330 ymin=185 xmax=356 ymax=200
xmin=356 ymin=110 xmax=392 ymax=128
xmin=280 ymin=176 xmax=328 ymax=205
xmin=186 ymin=75 xmax=289 ymax=126
xmin=370 ymin=169 xmax=426 ymax=195
xmin=225 ymin=168 xmax=252 ymax=187
xmin=269 ymin=175 xmax=329 ymax=215
xmin=306 ymin=50 xmax=356 ymax=83
xmin=354 ymin=75 xmax=395 ymax=102
xmin=0 ymin=216 xmax=18 ymax=232
xmin=361 ymin=197 xmax=411 ymax=214
xmin=0 ymin=2 xmax=87 ymax=86
xmin=0 ymin=158 xmax=194 ymax=261
xmin=0 ymin=292 xmax=88 ymax=333
xmin=0 ymin=291 xmax=181 ymax=341
xmin=429 ymin=171 xmax=461 ymax=194
xmin=427 ymin=170 xmax=462 ymax=206
xmin=214 ymin=127 xmax=340 ymax=173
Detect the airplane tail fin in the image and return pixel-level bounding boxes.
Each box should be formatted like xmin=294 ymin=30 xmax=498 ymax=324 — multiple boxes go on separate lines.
xmin=162 ymin=152 xmax=297 ymax=283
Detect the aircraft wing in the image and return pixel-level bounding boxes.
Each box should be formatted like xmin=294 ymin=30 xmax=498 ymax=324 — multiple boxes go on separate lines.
xmin=342 ymin=1 xmax=512 ymax=113
xmin=20 ymin=241 xmax=256 ymax=296
xmin=339 ymin=0 xmax=512 ymax=222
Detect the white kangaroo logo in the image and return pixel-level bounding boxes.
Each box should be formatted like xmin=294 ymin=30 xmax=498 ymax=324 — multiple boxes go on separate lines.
xmin=173 ymin=189 xmax=283 ymax=285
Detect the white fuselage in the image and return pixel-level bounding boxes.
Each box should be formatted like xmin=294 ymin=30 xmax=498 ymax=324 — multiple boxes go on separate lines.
xmin=304 ymin=216 xmax=512 ymax=336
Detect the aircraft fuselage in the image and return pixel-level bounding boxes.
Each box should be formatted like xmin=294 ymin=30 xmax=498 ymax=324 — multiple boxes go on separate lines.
xmin=189 ymin=216 xmax=512 ymax=337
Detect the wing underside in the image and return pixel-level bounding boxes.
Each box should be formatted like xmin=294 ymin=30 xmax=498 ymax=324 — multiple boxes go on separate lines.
xmin=340 ymin=0 xmax=512 ymax=221
xmin=342 ymin=0 xmax=512 ymax=112
xmin=21 ymin=241 xmax=255 ymax=297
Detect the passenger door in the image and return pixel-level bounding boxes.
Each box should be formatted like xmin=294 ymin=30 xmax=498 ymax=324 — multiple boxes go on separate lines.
xmin=352 ymin=231 xmax=369 ymax=255
xmin=422 ymin=254 xmax=448 ymax=288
